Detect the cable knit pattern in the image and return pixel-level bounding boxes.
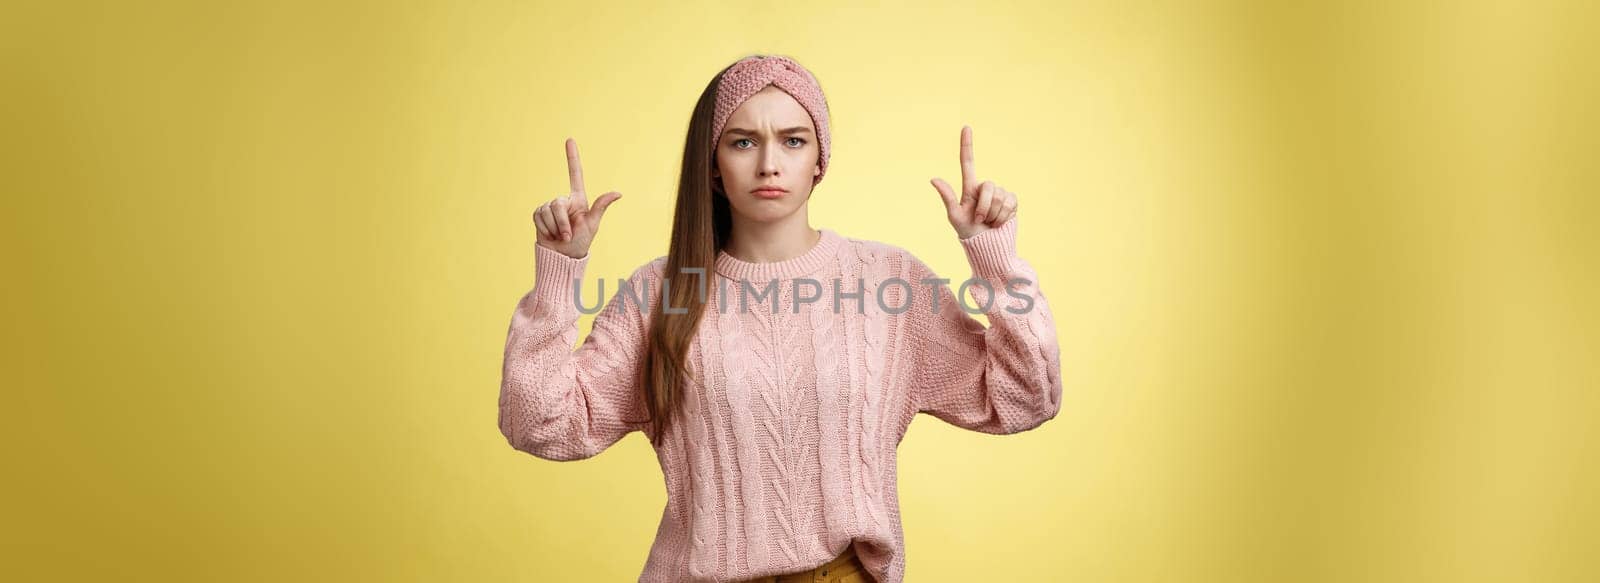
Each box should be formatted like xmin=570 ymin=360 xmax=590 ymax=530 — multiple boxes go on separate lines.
xmin=498 ymin=218 xmax=1062 ymax=582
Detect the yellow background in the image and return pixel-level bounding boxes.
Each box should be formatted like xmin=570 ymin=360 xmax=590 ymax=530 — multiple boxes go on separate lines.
xmin=6 ymin=1 xmax=1597 ymax=581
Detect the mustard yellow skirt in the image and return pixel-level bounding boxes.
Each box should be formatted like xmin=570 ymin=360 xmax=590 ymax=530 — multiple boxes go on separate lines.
xmin=738 ymin=544 xmax=870 ymax=583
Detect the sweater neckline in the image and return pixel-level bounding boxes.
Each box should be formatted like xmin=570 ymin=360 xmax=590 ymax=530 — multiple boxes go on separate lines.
xmin=714 ymin=228 xmax=843 ymax=281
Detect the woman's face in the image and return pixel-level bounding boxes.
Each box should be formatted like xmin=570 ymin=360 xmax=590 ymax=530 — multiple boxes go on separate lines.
xmin=714 ymin=85 xmax=821 ymax=224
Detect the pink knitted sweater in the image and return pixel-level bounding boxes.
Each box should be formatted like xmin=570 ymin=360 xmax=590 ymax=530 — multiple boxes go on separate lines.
xmin=498 ymin=217 xmax=1062 ymax=582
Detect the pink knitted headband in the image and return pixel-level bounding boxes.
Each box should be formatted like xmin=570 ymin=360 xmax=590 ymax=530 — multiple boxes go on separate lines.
xmin=710 ymin=55 xmax=832 ymax=185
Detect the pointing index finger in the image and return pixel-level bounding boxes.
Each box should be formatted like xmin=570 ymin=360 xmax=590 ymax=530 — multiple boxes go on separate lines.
xmin=960 ymin=125 xmax=977 ymax=196
xmin=565 ymin=138 xmax=586 ymax=196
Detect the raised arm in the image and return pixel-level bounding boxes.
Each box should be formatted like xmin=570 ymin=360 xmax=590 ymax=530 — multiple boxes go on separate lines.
xmin=912 ymin=125 xmax=1063 ymax=433
xmin=498 ymin=249 xmax=654 ymax=460
xmin=907 ymin=217 xmax=1063 ymax=434
xmin=498 ymin=136 xmax=642 ymax=460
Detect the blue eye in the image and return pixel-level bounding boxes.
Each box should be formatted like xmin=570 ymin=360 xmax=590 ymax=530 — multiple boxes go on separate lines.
xmin=732 ymin=137 xmax=807 ymax=149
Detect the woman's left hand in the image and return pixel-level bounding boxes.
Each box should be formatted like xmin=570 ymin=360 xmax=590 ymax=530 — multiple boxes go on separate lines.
xmin=930 ymin=125 xmax=1018 ymax=240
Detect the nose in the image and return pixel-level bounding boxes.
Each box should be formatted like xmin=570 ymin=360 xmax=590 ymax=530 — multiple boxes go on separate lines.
xmin=759 ymin=146 xmax=780 ymax=177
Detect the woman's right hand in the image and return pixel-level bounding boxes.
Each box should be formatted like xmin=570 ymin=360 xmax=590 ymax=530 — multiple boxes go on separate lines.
xmin=534 ymin=138 xmax=622 ymax=259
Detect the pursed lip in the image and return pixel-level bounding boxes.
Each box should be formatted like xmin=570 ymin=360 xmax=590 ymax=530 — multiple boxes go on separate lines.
xmin=751 ymin=186 xmax=789 ymax=199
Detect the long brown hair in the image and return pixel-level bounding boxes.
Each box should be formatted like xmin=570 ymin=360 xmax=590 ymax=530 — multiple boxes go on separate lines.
xmin=641 ymin=61 xmax=739 ymax=445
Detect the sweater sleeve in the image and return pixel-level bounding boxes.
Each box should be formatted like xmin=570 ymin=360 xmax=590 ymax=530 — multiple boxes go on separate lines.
xmin=906 ymin=216 xmax=1064 ymax=434
xmin=498 ymin=244 xmax=654 ymax=461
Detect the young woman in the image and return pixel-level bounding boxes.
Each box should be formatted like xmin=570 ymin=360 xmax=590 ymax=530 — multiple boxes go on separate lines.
xmin=500 ymin=54 xmax=1062 ymax=583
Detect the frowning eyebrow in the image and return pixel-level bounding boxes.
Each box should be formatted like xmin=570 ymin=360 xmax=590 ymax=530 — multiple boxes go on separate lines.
xmin=724 ymin=126 xmax=814 ymax=136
